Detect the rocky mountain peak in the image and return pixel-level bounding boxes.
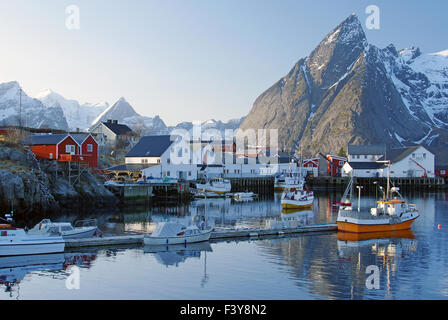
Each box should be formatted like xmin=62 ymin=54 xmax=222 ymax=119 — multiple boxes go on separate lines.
xmin=306 ymin=14 xmax=367 ymax=88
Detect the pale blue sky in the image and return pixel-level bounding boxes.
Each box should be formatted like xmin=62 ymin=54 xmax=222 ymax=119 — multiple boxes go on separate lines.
xmin=0 ymin=0 xmax=446 ymax=125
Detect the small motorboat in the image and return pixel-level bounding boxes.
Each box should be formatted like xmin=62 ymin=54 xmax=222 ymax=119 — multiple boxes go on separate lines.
xmin=28 ymin=219 xmax=99 ymax=239
xmin=233 ymin=192 xmax=257 ymax=200
xmin=144 ymin=222 xmax=212 ymax=246
xmin=196 ymin=177 xmax=231 ymax=196
xmin=0 ymin=222 xmax=65 ymax=257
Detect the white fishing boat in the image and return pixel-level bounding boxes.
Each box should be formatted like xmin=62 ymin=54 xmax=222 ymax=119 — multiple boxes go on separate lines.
xmin=196 ymin=177 xmax=231 ymax=196
xmin=275 ymin=174 xmax=305 ymax=192
xmin=280 ymin=188 xmax=314 ymax=209
xmin=0 ymin=224 xmax=65 ymax=257
xmin=27 ymin=219 xmax=99 ymax=239
xmin=144 ymin=222 xmax=212 ymax=246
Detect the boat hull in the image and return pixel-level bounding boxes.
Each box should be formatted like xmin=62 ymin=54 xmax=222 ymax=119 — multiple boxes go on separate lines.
xmin=281 ymin=198 xmax=313 ymax=209
xmin=144 ymin=230 xmax=212 ymax=246
xmin=62 ymin=227 xmax=98 ymax=239
xmin=337 ymin=217 xmax=418 ymax=233
xmin=196 ymin=184 xmax=231 ymax=195
xmin=0 ymin=241 xmax=65 ymax=257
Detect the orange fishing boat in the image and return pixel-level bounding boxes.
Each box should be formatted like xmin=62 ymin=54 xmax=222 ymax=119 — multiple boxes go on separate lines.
xmin=337 ymin=161 xmax=419 ymax=233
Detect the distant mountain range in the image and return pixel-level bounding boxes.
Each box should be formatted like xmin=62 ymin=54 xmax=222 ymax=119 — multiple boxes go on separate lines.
xmin=0 ymin=83 xmax=244 ymax=136
xmin=239 ymin=13 xmax=448 ymax=156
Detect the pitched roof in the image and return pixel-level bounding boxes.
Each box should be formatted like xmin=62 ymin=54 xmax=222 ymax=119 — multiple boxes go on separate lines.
xmin=126 ymin=135 xmax=175 ymax=157
xmin=102 ymin=122 xmax=133 ymax=135
xmin=346 ymin=162 xmax=385 ymax=170
xmin=379 ymin=146 xmax=421 ymax=163
xmin=348 ymin=144 xmax=386 ymax=155
xmin=23 ymin=134 xmax=72 ymax=146
xmin=70 ymin=133 xmax=91 ymax=145
xmin=106 ymin=164 xmax=153 ymax=171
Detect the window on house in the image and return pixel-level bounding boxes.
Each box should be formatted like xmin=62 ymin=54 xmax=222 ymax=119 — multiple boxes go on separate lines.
xmin=87 ymin=144 xmax=93 ymax=152
xmin=423 ymin=153 xmax=426 ymax=159
xmin=65 ymin=145 xmax=75 ymax=154
xmin=412 ymin=154 xmax=415 ymax=158
xmin=364 ymin=155 xmax=367 ymax=159
xmin=339 ymin=161 xmax=344 ymax=166
xmin=167 ymin=171 xmax=171 ymax=176
xmin=441 ymin=170 xmax=446 ymax=175
xmin=49 ymin=153 xmax=53 ymax=159
xmin=167 ymin=159 xmax=171 ymax=164
xmin=188 ymin=171 xmax=192 ymax=176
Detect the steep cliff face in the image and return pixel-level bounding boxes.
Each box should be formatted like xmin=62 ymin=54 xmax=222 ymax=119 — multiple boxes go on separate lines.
xmin=239 ymin=14 xmax=448 ymax=156
xmin=0 ymin=142 xmax=118 ymax=216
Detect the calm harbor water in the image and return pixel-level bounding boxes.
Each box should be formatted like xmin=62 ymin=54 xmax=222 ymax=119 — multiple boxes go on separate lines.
xmin=1 ymin=191 xmax=448 ymax=300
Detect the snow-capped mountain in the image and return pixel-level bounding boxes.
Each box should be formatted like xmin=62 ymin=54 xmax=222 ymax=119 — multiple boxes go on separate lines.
xmin=239 ymin=13 xmax=448 ymax=156
xmin=90 ymin=97 xmax=170 ymax=135
xmin=169 ymin=118 xmax=245 ymax=137
xmin=0 ymin=81 xmax=68 ymax=130
xmin=37 ymin=89 xmax=108 ymax=131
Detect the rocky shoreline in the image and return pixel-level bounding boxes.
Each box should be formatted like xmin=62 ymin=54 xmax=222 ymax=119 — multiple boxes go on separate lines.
xmin=0 ymin=142 xmax=119 ymax=217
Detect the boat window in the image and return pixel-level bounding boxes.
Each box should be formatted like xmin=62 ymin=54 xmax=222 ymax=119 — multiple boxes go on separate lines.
xmin=61 ymin=226 xmax=73 ymax=231
xmin=48 ymin=227 xmax=59 ymax=234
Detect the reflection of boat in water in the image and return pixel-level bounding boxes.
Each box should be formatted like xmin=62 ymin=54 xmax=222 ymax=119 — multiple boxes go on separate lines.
xmin=281 ymin=209 xmax=314 ymax=226
xmin=337 ymin=229 xmax=416 ymax=242
xmin=144 ymin=242 xmax=212 ymax=267
xmin=144 ymin=222 xmax=212 ymax=245
xmin=0 ymin=253 xmax=65 ymax=293
xmin=337 ymin=229 xmax=417 ymax=259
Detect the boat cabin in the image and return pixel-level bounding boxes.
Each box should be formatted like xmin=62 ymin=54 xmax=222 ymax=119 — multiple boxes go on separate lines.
xmin=371 ymin=199 xmax=417 ymax=216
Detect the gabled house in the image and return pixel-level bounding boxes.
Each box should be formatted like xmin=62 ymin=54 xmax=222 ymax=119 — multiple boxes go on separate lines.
xmin=24 ymin=134 xmax=80 ymax=161
xmin=24 ymin=133 xmax=99 ymax=167
xmin=89 ymin=120 xmax=135 ymax=146
xmin=71 ymin=133 xmax=99 ymax=167
xmin=343 ymin=145 xmax=435 ymax=178
xmin=347 ymin=144 xmax=386 ymax=162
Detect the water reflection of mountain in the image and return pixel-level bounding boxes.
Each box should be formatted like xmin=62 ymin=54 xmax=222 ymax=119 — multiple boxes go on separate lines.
xmin=144 ymin=242 xmax=212 ymax=267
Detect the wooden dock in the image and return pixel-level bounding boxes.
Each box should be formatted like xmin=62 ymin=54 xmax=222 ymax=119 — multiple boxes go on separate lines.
xmin=211 ymin=223 xmax=337 ymax=240
xmin=65 ymin=234 xmax=144 ymax=248
xmin=307 ymin=176 xmax=445 ymax=191
xmin=64 ymin=223 xmax=337 ymax=248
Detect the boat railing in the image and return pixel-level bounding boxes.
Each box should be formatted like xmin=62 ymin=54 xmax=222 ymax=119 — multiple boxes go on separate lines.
xmin=338 ymin=209 xmax=390 ymax=220
xmin=74 ymin=219 xmax=98 ymax=228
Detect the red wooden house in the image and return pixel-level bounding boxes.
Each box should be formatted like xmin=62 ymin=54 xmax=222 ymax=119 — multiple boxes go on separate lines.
xmin=326 ymin=154 xmax=347 ymax=177
xmin=303 ymin=157 xmax=320 ymax=169
xmin=24 ymin=133 xmax=99 ymax=168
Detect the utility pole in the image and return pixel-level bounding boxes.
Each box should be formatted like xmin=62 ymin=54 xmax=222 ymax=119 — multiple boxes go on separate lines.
xmin=18 ymin=87 xmax=22 ymax=128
